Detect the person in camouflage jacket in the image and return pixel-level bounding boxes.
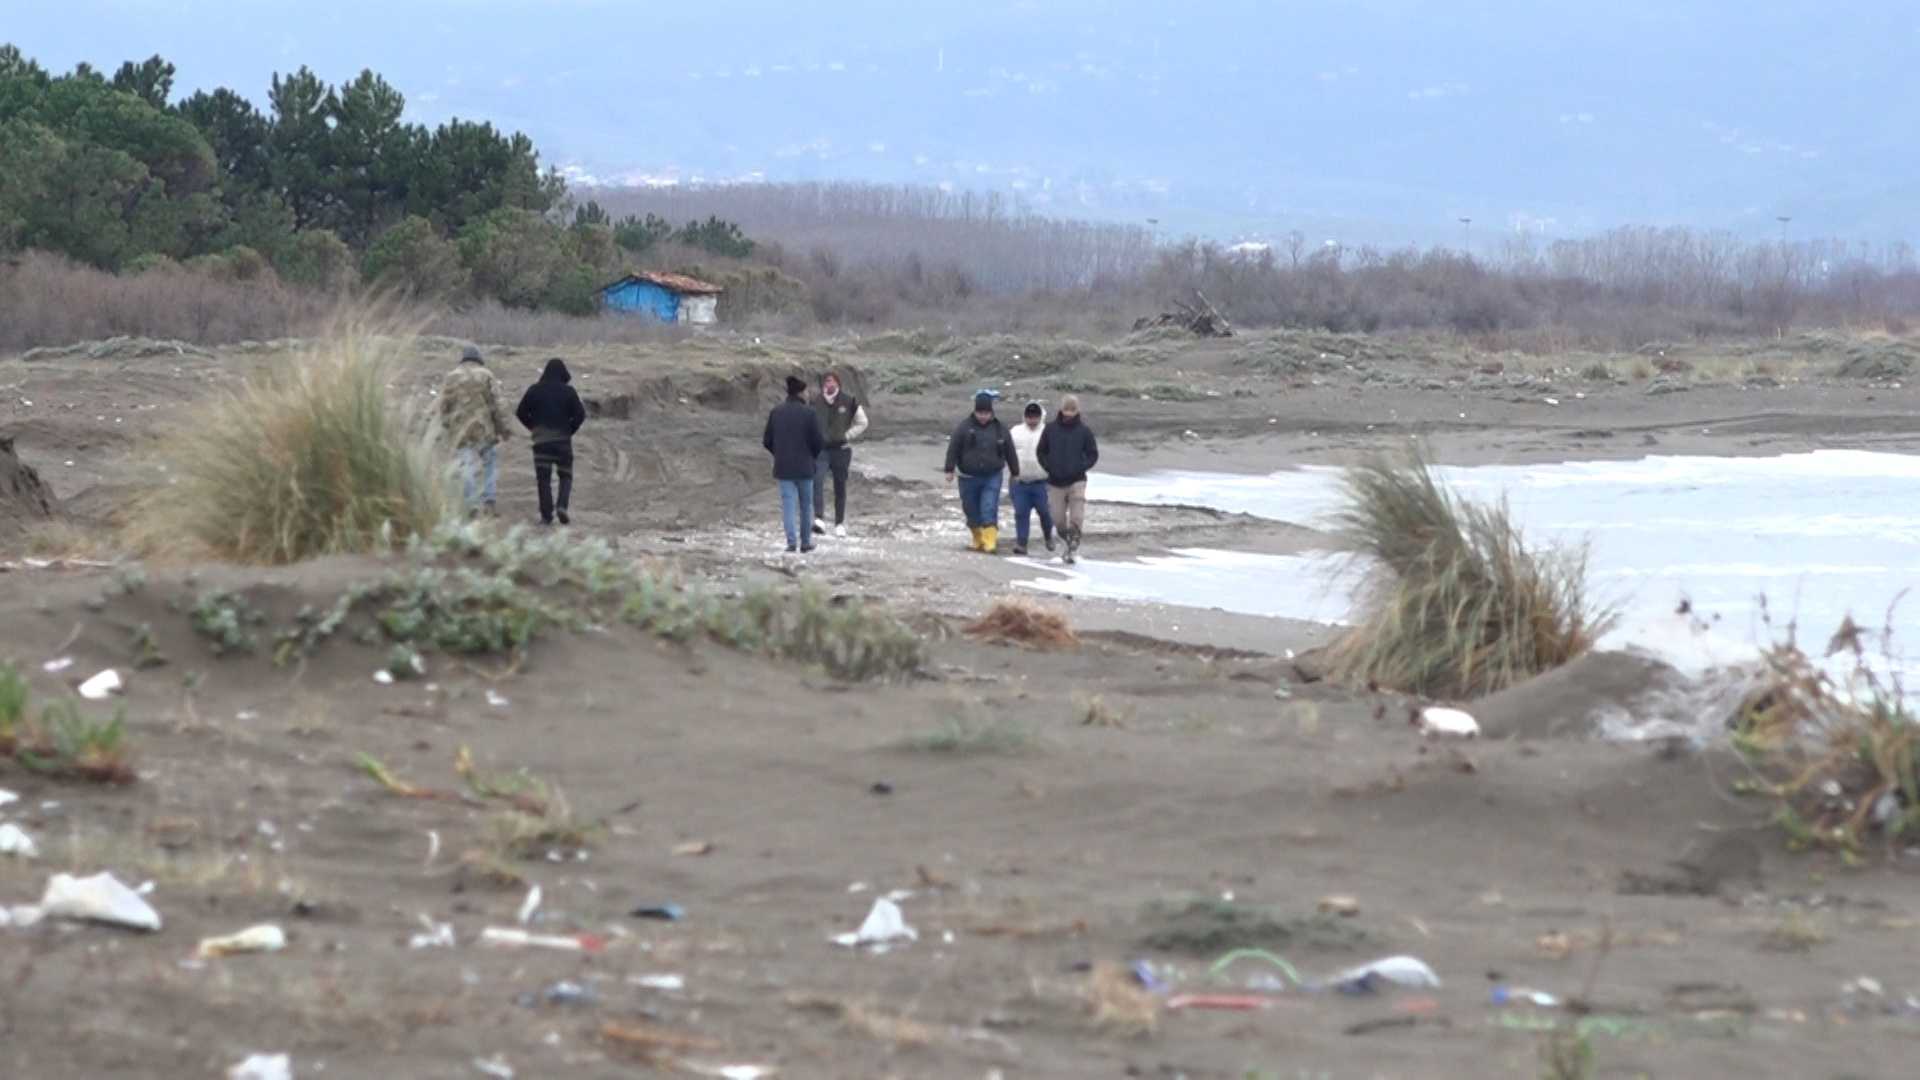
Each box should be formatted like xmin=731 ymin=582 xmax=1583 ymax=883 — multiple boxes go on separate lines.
xmin=440 ymin=344 xmax=515 ymax=514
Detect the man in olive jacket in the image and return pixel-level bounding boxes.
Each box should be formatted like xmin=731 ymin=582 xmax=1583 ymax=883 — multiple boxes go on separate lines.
xmin=1035 ymin=393 xmax=1099 ymax=564
xmin=943 ymin=391 xmax=1019 ymax=553
xmin=439 ymin=344 xmax=516 ymax=516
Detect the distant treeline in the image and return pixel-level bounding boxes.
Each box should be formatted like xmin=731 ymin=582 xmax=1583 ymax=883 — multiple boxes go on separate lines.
xmin=586 ymin=182 xmax=1920 ymax=345
xmin=6 ymin=38 xmax=1920 ymax=349
xmin=0 ymin=45 xmax=760 ymax=315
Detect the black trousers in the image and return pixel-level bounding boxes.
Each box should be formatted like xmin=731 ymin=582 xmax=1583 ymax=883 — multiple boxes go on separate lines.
xmin=533 ymin=439 xmax=574 ymax=522
xmin=813 ymin=445 xmax=853 ymax=524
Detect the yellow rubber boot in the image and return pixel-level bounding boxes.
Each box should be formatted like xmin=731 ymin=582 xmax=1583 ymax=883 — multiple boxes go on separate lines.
xmin=982 ymin=525 xmax=998 ymax=554
xmin=967 ymin=526 xmax=983 ymax=551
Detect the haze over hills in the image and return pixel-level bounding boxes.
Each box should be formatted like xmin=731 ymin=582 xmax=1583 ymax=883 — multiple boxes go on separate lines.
xmin=11 ymin=0 xmax=1920 ymax=247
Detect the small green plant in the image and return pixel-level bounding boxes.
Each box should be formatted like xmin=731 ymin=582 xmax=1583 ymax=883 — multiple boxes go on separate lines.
xmin=0 ymin=662 xmax=134 ymax=783
xmin=1761 ymin=905 xmax=1831 ymax=952
xmin=189 ymin=590 xmax=265 ymax=656
xmin=1537 ymin=1026 xmax=1595 ymax=1080
xmin=128 ymin=623 xmax=168 ymax=669
xmin=15 ymin=697 xmax=135 ymax=783
xmin=113 ymin=562 xmax=149 ymax=594
xmin=284 ymin=692 xmax=334 ymax=738
xmin=0 ymin=661 xmax=27 ymax=753
xmin=376 ymin=565 xmax=569 ymax=654
xmin=1140 ymin=895 xmax=1376 ymax=955
xmin=486 ymin=804 xmax=598 ymax=860
xmin=898 ymin=698 xmax=1039 ymax=755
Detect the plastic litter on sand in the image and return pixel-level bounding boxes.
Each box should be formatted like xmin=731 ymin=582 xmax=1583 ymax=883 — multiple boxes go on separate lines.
xmin=1323 ymin=955 xmax=1442 ymax=994
xmin=198 ymin=924 xmax=287 ymax=957
xmin=832 ymin=896 xmax=917 ymax=949
xmin=630 ymin=973 xmax=687 ymax=991
xmin=0 ymin=823 xmax=40 ymax=859
xmin=78 ymin=668 xmax=123 ymax=700
xmin=226 ymin=1053 xmax=292 ymax=1080
xmin=479 ymin=927 xmax=605 ymax=951
xmin=408 ymin=916 xmax=456 ymax=949
xmin=39 ymin=871 xmax=162 ymax=930
xmin=1417 ymin=707 xmax=1480 ymax=738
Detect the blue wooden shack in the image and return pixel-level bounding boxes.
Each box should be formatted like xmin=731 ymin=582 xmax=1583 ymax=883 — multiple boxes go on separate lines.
xmin=600 ymin=271 xmax=725 ymax=325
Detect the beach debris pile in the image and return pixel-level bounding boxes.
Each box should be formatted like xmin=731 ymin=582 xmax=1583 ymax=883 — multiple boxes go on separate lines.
xmin=1133 ymin=294 xmax=1234 ymax=337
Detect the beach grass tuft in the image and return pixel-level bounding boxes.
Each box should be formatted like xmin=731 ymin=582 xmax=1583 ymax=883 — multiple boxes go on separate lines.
xmin=125 ymin=315 xmax=453 ymax=564
xmin=1326 ymin=448 xmax=1614 ymax=698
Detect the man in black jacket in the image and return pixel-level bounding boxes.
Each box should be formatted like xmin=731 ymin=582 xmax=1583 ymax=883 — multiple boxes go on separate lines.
xmin=1035 ymin=394 xmax=1099 ymax=564
xmin=763 ymin=375 xmax=826 ymax=553
xmin=943 ymin=391 xmax=1019 ymax=553
xmin=515 ymin=358 xmax=587 ymax=525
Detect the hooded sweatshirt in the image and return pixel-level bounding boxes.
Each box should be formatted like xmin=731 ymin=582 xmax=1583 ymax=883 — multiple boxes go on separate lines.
xmin=1008 ymin=415 xmax=1047 ymax=480
xmin=516 ymin=358 xmax=588 ymax=446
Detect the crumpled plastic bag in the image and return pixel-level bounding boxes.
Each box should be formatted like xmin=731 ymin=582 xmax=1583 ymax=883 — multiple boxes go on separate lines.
xmin=1325 ymin=955 xmax=1441 ymax=994
xmin=39 ymin=871 xmax=161 ymax=931
xmin=832 ymin=896 xmax=917 ymax=949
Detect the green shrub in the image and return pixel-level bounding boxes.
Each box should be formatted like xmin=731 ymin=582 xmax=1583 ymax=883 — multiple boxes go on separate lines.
xmin=1327 ymin=450 xmax=1613 ymax=697
xmin=362 ymin=216 xmax=469 ymax=299
xmin=126 ymin=320 xmax=454 ymax=564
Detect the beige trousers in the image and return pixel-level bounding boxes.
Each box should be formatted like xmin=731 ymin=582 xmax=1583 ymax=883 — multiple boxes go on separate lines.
xmin=1047 ymin=481 xmax=1087 ymax=533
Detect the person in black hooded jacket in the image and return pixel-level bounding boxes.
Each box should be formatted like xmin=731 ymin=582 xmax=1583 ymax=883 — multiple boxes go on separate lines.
xmin=515 ymin=358 xmax=587 ymax=525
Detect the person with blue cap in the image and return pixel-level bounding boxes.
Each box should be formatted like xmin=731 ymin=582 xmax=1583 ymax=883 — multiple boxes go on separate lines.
xmin=943 ymin=389 xmax=1019 ymax=553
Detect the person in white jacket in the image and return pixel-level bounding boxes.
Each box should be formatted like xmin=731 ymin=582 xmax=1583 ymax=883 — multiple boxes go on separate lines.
xmin=1005 ymin=401 xmax=1056 ymax=556
xmin=811 ymin=370 xmax=870 ymax=537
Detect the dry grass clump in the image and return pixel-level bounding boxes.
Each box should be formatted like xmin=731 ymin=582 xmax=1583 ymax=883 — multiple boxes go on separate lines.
xmin=1732 ymin=617 xmax=1920 ymax=855
xmin=125 ymin=317 xmax=453 ymax=564
xmin=964 ymin=598 xmax=1077 ymax=650
xmin=1076 ymin=692 xmax=1134 ymax=728
xmin=1326 ymin=450 xmax=1613 ymax=698
xmin=1080 ymin=962 xmax=1161 ymax=1037
xmin=1761 ymin=905 xmax=1831 ymax=952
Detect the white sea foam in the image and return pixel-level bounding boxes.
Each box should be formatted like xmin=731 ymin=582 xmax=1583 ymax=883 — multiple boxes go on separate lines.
xmin=1020 ymin=451 xmax=1920 ymax=693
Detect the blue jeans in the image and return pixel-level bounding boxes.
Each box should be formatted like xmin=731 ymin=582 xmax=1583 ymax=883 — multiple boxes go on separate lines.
xmin=956 ymin=472 xmax=1003 ymax=529
xmin=1009 ymin=480 xmax=1054 ymax=548
xmin=778 ymin=478 xmax=815 ymax=550
xmin=458 ymin=444 xmax=498 ymax=508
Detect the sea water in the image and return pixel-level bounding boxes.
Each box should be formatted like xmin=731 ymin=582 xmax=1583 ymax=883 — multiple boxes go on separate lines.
xmin=1016 ymin=450 xmax=1920 ymax=672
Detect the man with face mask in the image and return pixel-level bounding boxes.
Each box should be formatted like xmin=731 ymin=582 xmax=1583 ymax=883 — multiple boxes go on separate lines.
xmin=1035 ymin=394 xmax=1099 ymax=564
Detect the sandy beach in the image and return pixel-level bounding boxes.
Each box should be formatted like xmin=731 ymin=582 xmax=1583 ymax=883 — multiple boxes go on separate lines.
xmin=3 ymin=329 xmax=1919 ymax=1077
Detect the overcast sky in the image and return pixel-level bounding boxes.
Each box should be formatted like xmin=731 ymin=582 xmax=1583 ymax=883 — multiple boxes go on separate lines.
xmin=11 ymin=1 xmax=1919 ymax=244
